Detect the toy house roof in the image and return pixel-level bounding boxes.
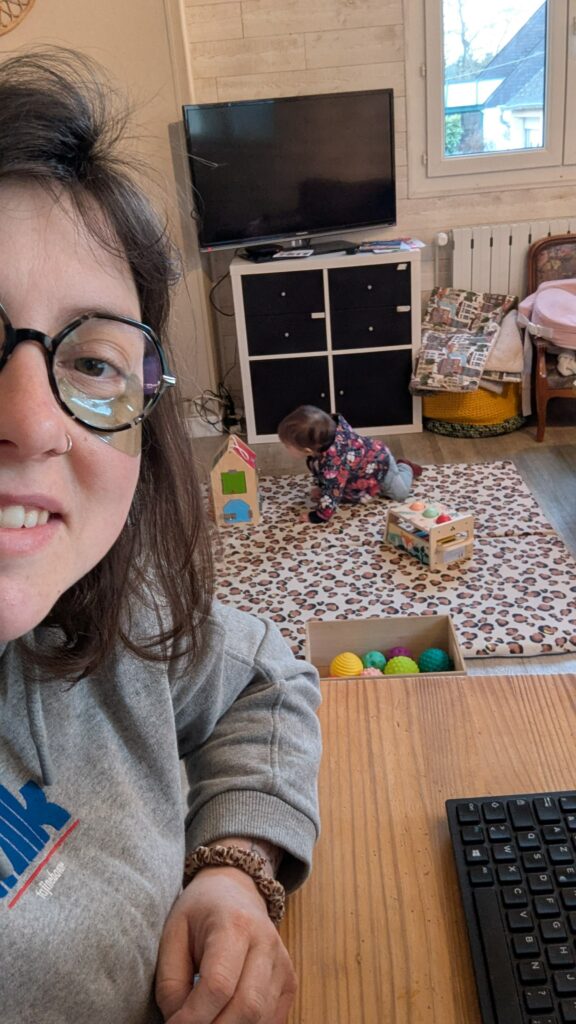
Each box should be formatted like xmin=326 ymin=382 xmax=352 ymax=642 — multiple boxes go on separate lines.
xmin=211 ymin=433 xmax=257 ymax=471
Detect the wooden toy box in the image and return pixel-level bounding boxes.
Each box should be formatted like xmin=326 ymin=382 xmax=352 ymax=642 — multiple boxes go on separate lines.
xmin=384 ymin=500 xmax=474 ymax=569
xmin=305 ymin=614 xmax=467 ymax=678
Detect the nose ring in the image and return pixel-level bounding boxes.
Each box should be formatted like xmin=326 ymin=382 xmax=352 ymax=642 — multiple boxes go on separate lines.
xmin=50 ymin=433 xmax=73 ymax=456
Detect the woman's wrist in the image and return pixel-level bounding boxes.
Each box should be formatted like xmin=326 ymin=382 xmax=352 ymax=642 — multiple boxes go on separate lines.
xmin=206 ymin=837 xmax=283 ymax=878
xmin=184 ymin=840 xmax=287 ymax=925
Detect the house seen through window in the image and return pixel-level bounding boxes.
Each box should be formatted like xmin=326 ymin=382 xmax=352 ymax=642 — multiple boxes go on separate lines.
xmin=406 ymin=0 xmax=576 ymax=195
xmin=443 ymin=0 xmax=545 ymax=159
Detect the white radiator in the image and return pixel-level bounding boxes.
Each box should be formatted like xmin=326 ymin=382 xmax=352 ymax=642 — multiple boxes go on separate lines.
xmin=450 ymin=218 xmax=576 ymax=297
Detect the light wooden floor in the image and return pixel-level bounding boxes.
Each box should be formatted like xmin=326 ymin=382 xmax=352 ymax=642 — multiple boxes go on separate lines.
xmin=192 ymin=403 xmax=576 ymax=676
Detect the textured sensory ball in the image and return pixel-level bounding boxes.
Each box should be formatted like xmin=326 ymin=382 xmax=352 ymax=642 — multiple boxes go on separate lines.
xmin=362 ymin=650 xmax=387 ymax=670
xmin=418 ymin=647 xmax=453 ymax=673
xmin=384 ymin=656 xmax=420 ymax=675
xmin=387 ymin=646 xmax=412 ymax=659
xmin=329 ymin=651 xmax=364 ymax=677
xmin=360 ymin=667 xmax=384 ymax=676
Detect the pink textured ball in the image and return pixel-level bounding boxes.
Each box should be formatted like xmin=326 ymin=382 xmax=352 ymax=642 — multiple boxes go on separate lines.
xmin=360 ymin=667 xmax=384 ymax=676
xmin=388 ymin=646 xmax=412 ymax=659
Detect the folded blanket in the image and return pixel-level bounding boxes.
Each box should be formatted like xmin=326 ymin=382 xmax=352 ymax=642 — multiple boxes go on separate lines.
xmin=411 ymin=287 xmax=518 ymax=395
xmin=410 ymin=325 xmax=499 ymax=394
xmin=481 ymin=310 xmax=524 ymax=379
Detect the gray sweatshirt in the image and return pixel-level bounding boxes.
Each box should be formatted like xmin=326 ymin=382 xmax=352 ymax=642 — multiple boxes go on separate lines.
xmin=0 ymin=600 xmax=322 ymax=1024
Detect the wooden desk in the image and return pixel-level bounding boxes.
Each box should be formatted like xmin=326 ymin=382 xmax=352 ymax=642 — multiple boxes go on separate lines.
xmin=280 ymin=673 xmax=576 ymax=1023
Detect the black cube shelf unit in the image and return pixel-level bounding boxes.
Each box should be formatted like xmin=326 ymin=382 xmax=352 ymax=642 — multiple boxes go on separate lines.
xmin=230 ymin=250 xmax=422 ymax=444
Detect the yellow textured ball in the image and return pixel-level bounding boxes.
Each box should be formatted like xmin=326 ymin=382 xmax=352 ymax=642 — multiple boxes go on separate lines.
xmin=329 ymin=652 xmax=364 ymax=677
xmin=384 ymin=656 xmax=420 ymax=675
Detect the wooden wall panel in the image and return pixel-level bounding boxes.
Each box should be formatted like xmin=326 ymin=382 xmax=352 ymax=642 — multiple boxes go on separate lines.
xmin=242 ymin=0 xmax=402 ymax=38
xmin=184 ymin=3 xmax=243 ymax=43
xmin=304 ymin=25 xmax=403 ymax=69
xmin=188 ymin=34 xmax=306 ymax=78
xmin=215 ymin=61 xmax=403 ymax=101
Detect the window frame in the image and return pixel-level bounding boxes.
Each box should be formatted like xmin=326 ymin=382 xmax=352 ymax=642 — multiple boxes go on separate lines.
xmin=405 ymin=0 xmax=576 ymax=198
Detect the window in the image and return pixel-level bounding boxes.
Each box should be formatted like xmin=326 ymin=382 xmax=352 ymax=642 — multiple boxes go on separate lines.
xmin=405 ymin=0 xmax=576 ymax=196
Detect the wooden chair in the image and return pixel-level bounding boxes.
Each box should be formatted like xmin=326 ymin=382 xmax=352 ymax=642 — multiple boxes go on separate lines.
xmin=526 ymin=233 xmax=576 ymax=441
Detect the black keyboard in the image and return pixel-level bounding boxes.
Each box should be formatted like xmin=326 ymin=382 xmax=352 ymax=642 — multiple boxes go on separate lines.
xmin=446 ymin=792 xmax=576 ymax=1024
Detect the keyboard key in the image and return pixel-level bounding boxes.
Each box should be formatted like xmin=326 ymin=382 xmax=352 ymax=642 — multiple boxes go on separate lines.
xmin=510 ymin=799 xmax=536 ymax=829
xmin=493 ymin=843 xmax=517 ymax=862
xmin=524 ymin=852 xmax=549 ymax=871
xmin=465 ymin=845 xmax=489 ymax=865
xmin=557 ymin=867 xmax=576 ymax=886
xmin=519 ymin=831 xmax=543 ymax=850
xmin=483 ymin=800 xmax=507 ymax=822
xmin=541 ymin=919 xmax=568 ymax=942
xmin=525 ymin=987 xmax=553 ymax=1011
xmin=561 ymin=998 xmax=576 ymax=1020
xmin=514 ymin=933 xmax=541 ymax=957
xmin=519 ymin=959 xmax=547 ymax=983
xmin=503 ymin=885 xmax=528 ymax=907
xmin=551 ymin=846 xmax=575 ymax=865
xmin=528 ymin=1016 xmax=558 ymax=1024
xmin=545 ymin=826 xmax=568 ymax=843
xmin=530 ymin=873 xmax=555 ymax=894
xmin=496 ymin=864 xmax=522 ymax=885
xmin=562 ymin=890 xmax=576 ymax=909
xmin=461 ymin=825 xmax=484 ymax=844
xmin=556 ymin=974 xmax=576 ymax=996
xmin=565 ymin=816 xmax=576 ymax=832
xmin=560 ymin=797 xmax=576 ymax=812
xmin=489 ymin=823 xmax=512 ymax=842
xmin=548 ymin=945 xmax=575 ymax=968
xmin=508 ymin=908 xmax=534 ymax=931
xmin=535 ymin=798 xmax=561 ymax=824
xmin=456 ymin=802 xmax=480 ymax=824
xmin=535 ymin=896 xmax=562 ymax=917
xmin=469 ymin=865 xmax=494 ymax=886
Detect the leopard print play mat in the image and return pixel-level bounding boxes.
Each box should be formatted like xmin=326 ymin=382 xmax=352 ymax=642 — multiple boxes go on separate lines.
xmin=212 ymin=460 xmax=576 ymax=660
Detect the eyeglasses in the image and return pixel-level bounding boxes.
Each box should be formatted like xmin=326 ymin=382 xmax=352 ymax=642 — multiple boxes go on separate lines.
xmin=0 ymin=302 xmax=176 ymax=433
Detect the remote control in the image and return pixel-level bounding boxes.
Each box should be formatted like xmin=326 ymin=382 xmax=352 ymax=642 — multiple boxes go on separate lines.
xmin=272 ymin=249 xmax=314 ymax=258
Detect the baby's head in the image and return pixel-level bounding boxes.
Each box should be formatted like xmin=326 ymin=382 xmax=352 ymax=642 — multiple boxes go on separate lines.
xmin=277 ymin=405 xmax=336 ymax=456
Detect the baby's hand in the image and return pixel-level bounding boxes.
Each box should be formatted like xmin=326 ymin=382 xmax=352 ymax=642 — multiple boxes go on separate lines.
xmin=299 ymin=510 xmax=310 ymax=523
xmin=310 ymin=486 xmax=321 ymax=502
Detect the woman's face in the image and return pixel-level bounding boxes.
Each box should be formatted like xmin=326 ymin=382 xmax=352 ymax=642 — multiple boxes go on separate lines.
xmin=0 ymin=182 xmax=141 ymax=642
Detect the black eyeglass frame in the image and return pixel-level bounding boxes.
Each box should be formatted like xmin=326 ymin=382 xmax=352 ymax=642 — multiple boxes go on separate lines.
xmin=0 ymin=301 xmax=177 ymax=433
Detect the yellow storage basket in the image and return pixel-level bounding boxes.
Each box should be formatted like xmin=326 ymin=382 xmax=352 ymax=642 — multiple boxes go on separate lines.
xmin=422 ymin=383 xmax=521 ymax=426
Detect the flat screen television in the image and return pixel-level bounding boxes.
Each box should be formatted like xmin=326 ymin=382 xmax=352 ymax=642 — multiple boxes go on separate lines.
xmin=182 ymin=89 xmax=396 ymax=252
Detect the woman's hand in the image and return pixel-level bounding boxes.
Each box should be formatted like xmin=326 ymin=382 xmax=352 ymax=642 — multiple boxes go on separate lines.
xmin=155 ymin=867 xmax=297 ymax=1023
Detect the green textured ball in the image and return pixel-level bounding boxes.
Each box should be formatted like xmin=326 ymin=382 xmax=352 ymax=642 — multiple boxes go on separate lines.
xmin=362 ymin=650 xmax=387 ymax=671
xmin=384 ymin=656 xmax=420 ymax=675
xmin=418 ymin=647 xmax=453 ymax=673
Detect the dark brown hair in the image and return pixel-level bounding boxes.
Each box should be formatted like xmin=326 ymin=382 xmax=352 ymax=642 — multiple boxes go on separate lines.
xmin=0 ymin=48 xmax=214 ymax=679
xmin=277 ymin=405 xmax=336 ymax=453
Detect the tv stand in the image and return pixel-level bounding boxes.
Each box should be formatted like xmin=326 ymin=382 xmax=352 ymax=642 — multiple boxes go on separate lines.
xmin=230 ymin=249 xmax=422 ymax=443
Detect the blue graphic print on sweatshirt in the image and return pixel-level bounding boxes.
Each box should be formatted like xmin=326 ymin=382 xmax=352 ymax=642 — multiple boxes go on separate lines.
xmin=0 ymin=780 xmax=73 ymax=902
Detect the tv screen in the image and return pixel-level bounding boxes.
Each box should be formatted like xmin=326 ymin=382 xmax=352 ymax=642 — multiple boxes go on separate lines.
xmin=182 ymin=89 xmax=396 ymax=251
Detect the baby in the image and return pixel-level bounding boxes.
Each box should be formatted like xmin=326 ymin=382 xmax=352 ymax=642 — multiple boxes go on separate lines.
xmin=278 ymin=405 xmax=422 ymax=524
